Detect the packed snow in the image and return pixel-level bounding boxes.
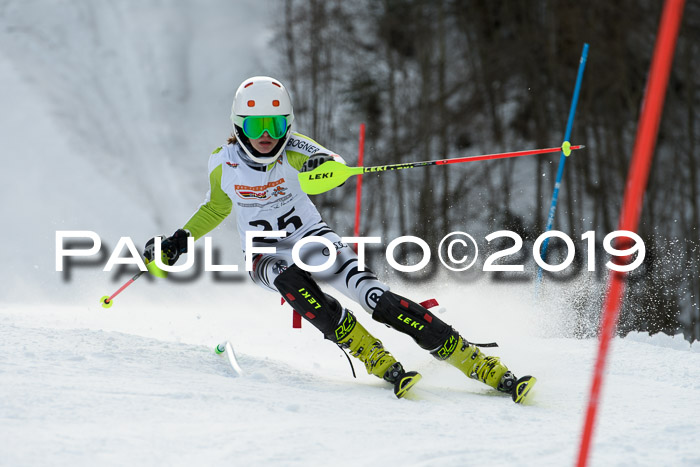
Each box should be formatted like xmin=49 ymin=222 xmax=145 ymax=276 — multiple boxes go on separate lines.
xmin=1 ymin=3 xmax=699 ymax=466
xmin=2 ymin=295 xmax=700 ymax=467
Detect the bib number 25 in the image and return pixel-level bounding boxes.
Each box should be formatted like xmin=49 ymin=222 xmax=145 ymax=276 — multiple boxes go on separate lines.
xmin=249 ymin=207 xmax=303 ymax=233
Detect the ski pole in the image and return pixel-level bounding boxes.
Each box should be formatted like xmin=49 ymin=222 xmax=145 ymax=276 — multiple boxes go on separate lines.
xmin=100 ymin=270 xmax=146 ymax=308
xmin=299 ymin=142 xmax=585 ymax=195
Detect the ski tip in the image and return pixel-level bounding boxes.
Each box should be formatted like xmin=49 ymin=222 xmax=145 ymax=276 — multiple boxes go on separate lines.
xmin=512 ymin=375 xmax=537 ymax=404
xmin=217 ymin=341 xmax=244 ymax=376
xmin=394 ymin=371 xmax=422 ymax=399
xmin=100 ymin=295 xmax=113 ymax=309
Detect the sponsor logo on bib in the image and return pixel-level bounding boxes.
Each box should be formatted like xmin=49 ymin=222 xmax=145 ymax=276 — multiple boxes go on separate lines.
xmin=235 ymin=178 xmax=285 ymax=200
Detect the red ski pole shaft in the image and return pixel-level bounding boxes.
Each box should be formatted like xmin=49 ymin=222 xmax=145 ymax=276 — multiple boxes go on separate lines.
xmin=101 ymin=270 xmax=146 ymax=308
xmin=361 ymin=144 xmax=584 ymax=173
xmin=433 ymin=145 xmax=584 ymax=166
xmin=353 ymin=123 xmax=366 ymax=248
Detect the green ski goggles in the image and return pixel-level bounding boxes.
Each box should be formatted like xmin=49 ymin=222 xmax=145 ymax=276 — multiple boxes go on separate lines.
xmin=240 ymin=115 xmax=290 ymax=140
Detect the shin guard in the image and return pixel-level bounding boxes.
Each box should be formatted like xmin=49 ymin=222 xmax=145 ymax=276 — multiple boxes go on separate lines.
xmin=273 ymin=264 xmax=343 ymax=340
xmin=372 ymin=291 xmax=514 ymax=393
xmin=371 ymin=291 xmax=454 ymax=352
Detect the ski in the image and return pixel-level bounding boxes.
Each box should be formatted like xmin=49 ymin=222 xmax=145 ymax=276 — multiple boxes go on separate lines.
xmin=215 ymin=341 xmax=243 ymax=376
xmin=511 ymin=375 xmax=537 ymax=404
xmin=393 ymin=371 xmax=422 ymax=399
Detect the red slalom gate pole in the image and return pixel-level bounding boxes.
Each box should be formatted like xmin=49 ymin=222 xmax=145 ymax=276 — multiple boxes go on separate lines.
xmin=292 ymin=123 xmax=366 ymax=327
xmin=352 ymin=123 xmax=366 ymax=252
xmin=576 ymin=1 xmax=685 ymax=466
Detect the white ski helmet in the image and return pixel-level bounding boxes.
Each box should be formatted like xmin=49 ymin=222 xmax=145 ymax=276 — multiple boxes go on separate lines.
xmin=231 ymin=76 xmax=295 ymax=165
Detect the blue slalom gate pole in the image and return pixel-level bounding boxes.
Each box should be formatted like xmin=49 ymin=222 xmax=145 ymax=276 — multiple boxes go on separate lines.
xmin=536 ymin=43 xmax=589 ymax=287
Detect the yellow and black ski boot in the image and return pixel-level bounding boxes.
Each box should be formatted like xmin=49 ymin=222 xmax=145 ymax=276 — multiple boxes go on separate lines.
xmin=272 ymin=266 xmax=420 ymax=398
xmin=334 ymin=310 xmax=421 ymax=398
xmin=433 ymin=333 xmax=536 ymax=403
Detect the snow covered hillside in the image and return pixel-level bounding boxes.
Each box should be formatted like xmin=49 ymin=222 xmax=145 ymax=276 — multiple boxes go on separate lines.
xmin=1 ymin=2 xmax=699 ymax=466
xmin=2 ymin=299 xmax=699 ymax=467
xmin=0 ymin=0 xmax=277 ymax=304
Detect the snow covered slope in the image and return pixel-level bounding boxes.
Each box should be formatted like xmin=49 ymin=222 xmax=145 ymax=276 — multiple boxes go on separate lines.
xmin=1 ymin=300 xmax=699 ymax=467
xmin=0 ymin=0 xmax=279 ymax=304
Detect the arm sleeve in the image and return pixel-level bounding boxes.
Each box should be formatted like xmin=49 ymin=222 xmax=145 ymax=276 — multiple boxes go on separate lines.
xmin=183 ymin=163 xmax=232 ymax=240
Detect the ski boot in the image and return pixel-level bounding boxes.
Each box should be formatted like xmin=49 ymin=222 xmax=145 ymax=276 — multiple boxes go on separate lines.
xmin=369 ymin=290 xmax=536 ymax=403
xmin=272 ymin=265 xmax=420 ymax=398
xmin=435 ymin=334 xmax=536 ymax=403
xmin=334 ymin=310 xmax=421 ymax=399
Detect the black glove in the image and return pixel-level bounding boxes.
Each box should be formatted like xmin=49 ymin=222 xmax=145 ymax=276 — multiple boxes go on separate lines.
xmin=300 ymin=151 xmax=337 ymax=173
xmin=144 ymin=229 xmax=190 ymax=266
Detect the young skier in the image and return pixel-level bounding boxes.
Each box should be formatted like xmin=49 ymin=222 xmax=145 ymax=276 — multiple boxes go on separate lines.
xmin=144 ymin=76 xmax=534 ymax=401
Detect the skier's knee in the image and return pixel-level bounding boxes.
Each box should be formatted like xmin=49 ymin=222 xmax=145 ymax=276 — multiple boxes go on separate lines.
xmin=273 ymin=264 xmax=344 ymax=339
xmin=248 ymin=254 xmax=287 ymax=292
xmin=372 ymin=291 xmax=455 ymax=352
